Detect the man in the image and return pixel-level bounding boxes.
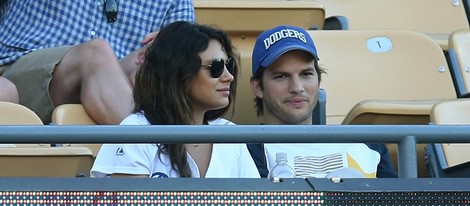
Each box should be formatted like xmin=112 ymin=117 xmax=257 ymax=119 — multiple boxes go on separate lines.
xmin=247 ymin=25 xmax=397 ymax=178
xmin=0 ymin=1 xmax=194 ymax=124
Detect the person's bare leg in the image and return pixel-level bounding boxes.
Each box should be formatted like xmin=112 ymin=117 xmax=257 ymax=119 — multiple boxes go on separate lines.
xmin=49 ymin=39 xmax=133 ymax=124
xmin=119 ymin=47 xmax=146 ymax=87
xmin=0 ymin=77 xmax=19 ymax=103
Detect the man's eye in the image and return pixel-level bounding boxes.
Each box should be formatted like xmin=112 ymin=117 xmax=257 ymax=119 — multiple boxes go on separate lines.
xmin=302 ymin=72 xmax=315 ymax=78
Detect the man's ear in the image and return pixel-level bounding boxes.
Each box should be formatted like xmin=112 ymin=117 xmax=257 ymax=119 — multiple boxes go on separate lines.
xmin=250 ymin=77 xmax=263 ymax=99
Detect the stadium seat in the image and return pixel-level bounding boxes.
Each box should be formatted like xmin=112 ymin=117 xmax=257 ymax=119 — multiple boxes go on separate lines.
xmin=309 ymin=30 xmax=456 ymax=177
xmin=0 ymin=101 xmax=43 ymax=125
xmin=51 ymin=104 xmax=101 ymax=157
xmin=0 ymin=146 xmax=94 ymax=177
xmin=0 ymin=102 xmax=94 ymax=177
xmin=308 ymin=30 xmax=456 ymax=125
xmin=426 ymin=99 xmax=470 ymax=177
xmin=446 ymin=29 xmax=470 ymax=98
xmin=52 ymin=104 xmax=96 ymax=125
xmin=431 ymin=99 xmax=470 ymax=124
xmin=317 ymin=0 xmax=470 ymax=50
xmin=342 ymin=99 xmax=442 ymax=125
xmin=200 ymin=0 xmax=470 ymax=49
xmin=194 ymin=0 xmax=325 ymax=124
xmin=0 ymin=101 xmax=45 ymax=147
xmin=194 ymin=1 xmax=325 ymax=32
xmin=51 ymin=104 xmax=100 ymax=156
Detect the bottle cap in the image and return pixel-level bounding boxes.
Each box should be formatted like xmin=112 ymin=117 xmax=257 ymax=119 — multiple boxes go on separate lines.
xmin=276 ymin=152 xmax=287 ymax=161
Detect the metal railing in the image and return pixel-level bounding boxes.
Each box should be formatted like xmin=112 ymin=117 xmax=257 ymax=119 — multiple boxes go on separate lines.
xmin=1 ymin=124 xmax=470 ymax=178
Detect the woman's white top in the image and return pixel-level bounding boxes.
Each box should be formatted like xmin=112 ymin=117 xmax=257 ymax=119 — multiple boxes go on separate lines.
xmin=91 ymin=113 xmax=260 ymax=178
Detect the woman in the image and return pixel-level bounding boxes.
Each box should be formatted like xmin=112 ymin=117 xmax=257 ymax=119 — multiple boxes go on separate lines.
xmin=91 ymin=21 xmax=260 ymax=178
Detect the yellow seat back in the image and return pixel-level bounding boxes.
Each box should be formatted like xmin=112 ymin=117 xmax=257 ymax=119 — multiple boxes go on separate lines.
xmin=0 ymin=101 xmax=42 ymax=125
xmin=51 ymin=104 xmax=101 ymax=157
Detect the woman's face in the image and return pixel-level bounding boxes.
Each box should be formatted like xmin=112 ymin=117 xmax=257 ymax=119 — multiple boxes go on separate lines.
xmin=189 ymin=39 xmax=234 ymax=115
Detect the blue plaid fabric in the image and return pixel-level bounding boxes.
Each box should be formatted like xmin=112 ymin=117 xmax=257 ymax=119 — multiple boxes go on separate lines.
xmin=0 ymin=0 xmax=195 ymax=66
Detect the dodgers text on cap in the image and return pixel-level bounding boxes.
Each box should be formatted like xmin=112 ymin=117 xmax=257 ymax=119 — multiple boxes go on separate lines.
xmin=263 ymin=28 xmax=308 ymax=50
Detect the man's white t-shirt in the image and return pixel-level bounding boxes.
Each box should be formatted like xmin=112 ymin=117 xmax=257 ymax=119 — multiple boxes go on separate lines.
xmin=264 ymin=143 xmax=381 ymax=178
xmin=91 ymin=113 xmax=260 ymax=178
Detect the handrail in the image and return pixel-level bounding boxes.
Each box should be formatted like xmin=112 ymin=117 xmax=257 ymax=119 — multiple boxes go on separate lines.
xmin=1 ymin=124 xmax=470 ymax=177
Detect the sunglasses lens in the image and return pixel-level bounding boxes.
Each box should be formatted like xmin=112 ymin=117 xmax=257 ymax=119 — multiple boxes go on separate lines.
xmin=205 ymin=58 xmax=235 ymax=78
xmin=209 ymin=59 xmax=225 ymax=78
xmin=226 ymin=58 xmax=235 ymax=74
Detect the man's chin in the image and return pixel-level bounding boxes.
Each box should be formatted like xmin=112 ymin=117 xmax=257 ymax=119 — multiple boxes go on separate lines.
xmin=283 ymin=114 xmax=312 ymax=125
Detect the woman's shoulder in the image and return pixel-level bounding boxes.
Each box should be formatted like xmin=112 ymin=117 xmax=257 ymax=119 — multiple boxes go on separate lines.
xmin=120 ymin=112 xmax=151 ymax=125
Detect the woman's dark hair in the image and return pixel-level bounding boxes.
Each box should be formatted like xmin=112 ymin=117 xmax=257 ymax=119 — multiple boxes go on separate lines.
xmin=252 ymin=54 xmax=325 ymax=116
xmin=133 ymin=21 xmax=239 ymax=177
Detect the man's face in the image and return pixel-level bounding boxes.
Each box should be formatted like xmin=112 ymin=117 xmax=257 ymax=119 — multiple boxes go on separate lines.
xmin=251 ymin=50 xmax=319 ymax=125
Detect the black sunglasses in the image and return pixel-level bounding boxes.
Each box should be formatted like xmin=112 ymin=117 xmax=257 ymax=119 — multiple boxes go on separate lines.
xmin=104 ymin=0 xmax=118 ymax=23
xmin=201 ymin=58 xmax=235 ymax=78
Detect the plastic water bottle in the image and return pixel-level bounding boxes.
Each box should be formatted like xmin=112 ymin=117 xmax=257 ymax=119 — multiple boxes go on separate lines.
xmin=268 ymin=152 xmax=295 ymax=182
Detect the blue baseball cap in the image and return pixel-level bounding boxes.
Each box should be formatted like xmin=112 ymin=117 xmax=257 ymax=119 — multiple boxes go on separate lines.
xmin=252 ymin=25 xmax=319 ymax=75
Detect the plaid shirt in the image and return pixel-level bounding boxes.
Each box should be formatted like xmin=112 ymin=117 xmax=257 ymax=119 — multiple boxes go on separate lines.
xmin=0 ymin=0 xmax=195 ymax=66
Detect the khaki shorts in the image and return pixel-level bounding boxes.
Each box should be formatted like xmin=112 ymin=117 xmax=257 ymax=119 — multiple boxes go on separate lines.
xmin=1 ymin=46 xmax=73 ymax=124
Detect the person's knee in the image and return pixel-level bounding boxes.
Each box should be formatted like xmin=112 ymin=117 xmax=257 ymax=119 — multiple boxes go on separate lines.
xmin=0 ymin=77 xmax=19 ymax=103
xmin=67 ymin=38 xmax=124 ymax=77
xmin=78 ymin=38 xmax=115 ymax=60
xmin=51 ymin=39 xmax=122 ymax=100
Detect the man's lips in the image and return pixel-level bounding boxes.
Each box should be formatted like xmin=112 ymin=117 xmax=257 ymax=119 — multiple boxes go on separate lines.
xmin=285 ymin=98 xmax=308 ymax=107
